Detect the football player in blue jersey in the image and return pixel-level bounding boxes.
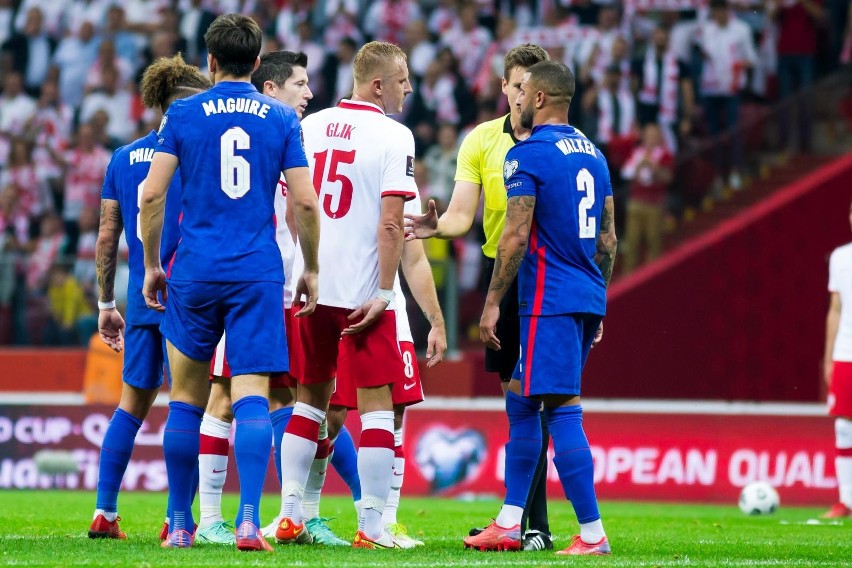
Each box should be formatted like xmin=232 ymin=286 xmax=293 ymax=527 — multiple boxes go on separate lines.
xmin=469 ymin=60 xmax=617 ymax=555
xmin=139 ymin=14 xmax=320 ymax=551
xmin=88 ymin=54 xmax=211 ymax=541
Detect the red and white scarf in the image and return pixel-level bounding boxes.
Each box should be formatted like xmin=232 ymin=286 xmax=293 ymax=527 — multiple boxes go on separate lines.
xmin=639 ymin=47 xmax=680 ymax=123
xmin=597 ymin=88 xmax=635 ymax=144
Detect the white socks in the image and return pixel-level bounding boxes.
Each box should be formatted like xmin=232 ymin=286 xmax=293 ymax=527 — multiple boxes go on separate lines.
xmin=382 ymin=428 xmax=405 ymax=527
xmin=94 ymin=509 xmax=117 ymax=522
xmin=302 ymin=419 xmax=330 ymax=521
xmin=279 ymin=403 xmax=325 ymax=524
xmin=358 ymin=411 xmax=395 ymax=539
xmin=198 ymin=414 xmax=232 ymax=528
xmin=837 ymin=418 xmax=852 ymax=507
xmin=580 ymin=519 xmax=607 ymax=544
xmin=495 ymin=505 xmax=524 ymax=528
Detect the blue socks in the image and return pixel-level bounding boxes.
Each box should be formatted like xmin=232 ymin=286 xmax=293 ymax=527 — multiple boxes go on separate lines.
xmin=270 ymin=406 xmax=294 ymax=485
xmin=163 ymin=401 xmax=204 ymax=533
xmin=95 ymin=408 xmax=142 ymax=512
xmin=331 ymin=425 xmax=361 ymax=501
xmin=504 ymin=390 xmax=543 ymax=508
xmin=547 ymin=405 xmax=600 ymax=523
xmin=233 ymin=396 xmax=272 ymax=527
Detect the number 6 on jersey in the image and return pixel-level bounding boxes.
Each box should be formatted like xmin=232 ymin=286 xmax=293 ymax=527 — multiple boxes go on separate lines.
xmin=220 ymin=127 xmax=251 ymax=199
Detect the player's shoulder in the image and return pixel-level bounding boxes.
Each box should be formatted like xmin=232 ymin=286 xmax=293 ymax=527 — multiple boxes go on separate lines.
xmin=831 ymin=242 xmax=852 ymax=263
xmin=466 ymin=115 xmax=509 ymax=143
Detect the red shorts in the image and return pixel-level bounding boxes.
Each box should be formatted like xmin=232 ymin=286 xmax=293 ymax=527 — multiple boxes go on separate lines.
xmin=829 ymin=361 xmax=852 ymax=417
xmin=292 ymin=304 xmax=404 ymax=392
xmin=209 ymin=308 xmax=297 ymax=389
xmin=331 ymin=340 xmax=424 ymax=409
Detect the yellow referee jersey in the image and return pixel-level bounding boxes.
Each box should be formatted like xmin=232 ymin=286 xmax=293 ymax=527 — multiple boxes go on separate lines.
xmin=454 ymin=114 xmax=518 ymax=259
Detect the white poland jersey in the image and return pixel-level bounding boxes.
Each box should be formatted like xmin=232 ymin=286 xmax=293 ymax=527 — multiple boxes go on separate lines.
xmin=829 ymin=243 xmax=852 ymax=362
xmin=294 ymin=99 xmax=417 ymax=310
xmin=390 ymin=195 xmax=422 ymax=344
xmin=275 ymin=176 xmax=297 ymax=309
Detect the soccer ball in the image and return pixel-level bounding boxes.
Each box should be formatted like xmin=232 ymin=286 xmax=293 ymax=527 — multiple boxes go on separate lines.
xmin=738 ymin=481 xmax=780 ymax=515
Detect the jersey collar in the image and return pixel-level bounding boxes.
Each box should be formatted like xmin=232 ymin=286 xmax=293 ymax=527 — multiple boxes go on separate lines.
xmin=502 ymin=114 xmax=520 ymax=144
xmin=212 ymin=80 xmax=257 ymax=93
xmin=338 ymin=99 xmax=384 ymax=115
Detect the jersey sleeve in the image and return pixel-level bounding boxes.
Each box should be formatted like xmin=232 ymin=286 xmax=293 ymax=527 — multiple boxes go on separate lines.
xmin=381 ymin=125 xmax=417 ymax=200
xmin=829 ymin=249 xmax=841 ymax=293
xmin=100 ymin=153 xmax=119 ymax=201
xmin=280 ymin=108 xmax=309 ymax=171
xmin=504 ymin=145 xmax=537 ymax=199
xmin=156 ymin=103 xmax=180 ymax=156
xmin=454 ymin=126 xmax=482 ymax=185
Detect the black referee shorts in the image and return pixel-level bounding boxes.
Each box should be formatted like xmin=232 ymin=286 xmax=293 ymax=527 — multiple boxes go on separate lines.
xmin=480 ymin=256 xmax=521 ymax=382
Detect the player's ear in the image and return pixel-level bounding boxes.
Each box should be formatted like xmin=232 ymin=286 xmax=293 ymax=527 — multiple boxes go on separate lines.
xmin=207 ymin=53 xmax=216 ymax=75
xmin=372 ymin=76 xmax=383 ymax=97
xmin=263 ymin=80 xmax=277 ymax=96
xmin=251 ymin=56 xmax=260 ymax=74
xmin=536 ymin=90 xmax=545 ymax=109
xmin=500 ymin=76 xmax=508 ymax=96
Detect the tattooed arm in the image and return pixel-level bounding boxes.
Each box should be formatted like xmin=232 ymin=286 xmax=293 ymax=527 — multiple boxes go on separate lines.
xmin=595 ymin=195 xmax=617 ymax=286
xmin=480 ymin=195 xmax=535 ymax=350
xmin=95 ymin=198 xmax=126 ymax=352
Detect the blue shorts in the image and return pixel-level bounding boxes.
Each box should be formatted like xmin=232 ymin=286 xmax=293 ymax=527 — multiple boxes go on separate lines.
xmin=123 ymin=324 xmax=168 ymax=390
xmin=161 ymin=280 xmax=288 ymax=376
xmin=516 ymin=314 xmax=602 ymax=397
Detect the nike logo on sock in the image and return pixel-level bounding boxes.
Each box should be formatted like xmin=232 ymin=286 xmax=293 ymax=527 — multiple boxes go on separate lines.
xmin=212 ymin=468 xmax=227 ymax=473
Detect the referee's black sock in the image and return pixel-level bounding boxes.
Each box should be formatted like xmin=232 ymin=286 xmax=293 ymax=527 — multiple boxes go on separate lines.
xmin=521 ymin=411 xmax=550 ymax=535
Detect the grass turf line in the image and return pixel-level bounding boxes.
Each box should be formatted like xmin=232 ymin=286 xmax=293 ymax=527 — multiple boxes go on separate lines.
xmin=0 ymin=490 xmax=849 ymax=567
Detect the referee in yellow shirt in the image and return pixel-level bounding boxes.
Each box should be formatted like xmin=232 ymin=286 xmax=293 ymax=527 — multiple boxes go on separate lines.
xmin=406 ymin=44 xmax=552 ymax=551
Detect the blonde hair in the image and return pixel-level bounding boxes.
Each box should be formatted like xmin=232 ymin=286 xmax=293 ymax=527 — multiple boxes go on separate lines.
xmin=139 ymin=53 xmax=211 ymax=112
xmin=353 ymin=41 xmax=407 ymax=86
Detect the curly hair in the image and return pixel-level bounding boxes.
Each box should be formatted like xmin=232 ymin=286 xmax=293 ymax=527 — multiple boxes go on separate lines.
xmin=139 ymin=53 xmax=211 ymax=112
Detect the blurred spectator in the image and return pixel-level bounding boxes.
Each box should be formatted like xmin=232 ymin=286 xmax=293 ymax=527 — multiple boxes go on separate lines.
xmin=102 ymin=6 xmax=140 ymax=73
xmin=73 ymin=206 xmax=98 ymax=295
xmin=25 ymin=213 xmax=65 ymax=291
xmin=423 ymin=123 xmax=459 ymax=205
xmin=769 ymin=0 xmax=825 ymax=152
xmin=13 ymin=0 xmax=64 ymax=39
xmin=698 ymin=0 xmax=758 ymax=190
xmin=621 ymin=123 xmax=674 ymax=273
xmin=64 ymin=0 xmax=113 ymax=36
xmin=0 ymin=138 xmax=50 ymax=218
xmin=51 ymin=123 xmax=110 ymax=254
xmin=51 ymin=21 xmax=101 ymax=110
xmin=0 ymin=72 xmax=37 ymax=137
xmin=0 ymin=187 xmax=29 ymax=307
xmin=1 ymin=7 xmax=56 ymax=97
xmin=0 ymin=0 xmax=13 ymax=48
xmin=123 ymin=0 xmax=169 ymax=36
xmin=320 ymin=0 xmax=363 ymax=48
xmin=85 ymin=40 xmax=134 ymax=94
xmin=284 ymin=20 xmax=326 ymax=77
xmin=563 ymin=0 xmax=602 ymax=26
xmin=633 ymin=26 xmax=696 ymax=151
xmin=577 ymin=6 xmax=623 ymax=82
xmin=179 ymin=0 xmax=217 ymax=67
xmin=318 ymin=36 xmax=357 ymax=109
xmin=80 ymin=65 xmax=135 ymax=144
xmin=442 ymin=1 xmax=493 ymax=88
xmin=405 ymin=20 xmax=437 ymax=80
xmin=44 ymin=262 xmax=94 ymax=345
xmin=584 ymin=64 xmax=637 ymax=165
xmin=364 ymin=0 xmax=423 ymax=44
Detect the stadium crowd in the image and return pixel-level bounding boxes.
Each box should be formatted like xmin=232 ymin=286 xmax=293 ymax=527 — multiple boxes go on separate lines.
xmin=0 ymin=0 xmax=847 ymax=345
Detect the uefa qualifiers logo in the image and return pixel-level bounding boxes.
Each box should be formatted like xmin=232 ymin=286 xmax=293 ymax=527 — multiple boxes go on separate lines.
xmin=414 ymin=426 xmax=487 ymax=494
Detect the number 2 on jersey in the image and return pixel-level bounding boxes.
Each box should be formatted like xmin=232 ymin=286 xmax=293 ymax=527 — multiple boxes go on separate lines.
xmin=577 ymin=168 xmax=596 ymax=239
xmin=313 ymin=149 xmax=355 ymax=219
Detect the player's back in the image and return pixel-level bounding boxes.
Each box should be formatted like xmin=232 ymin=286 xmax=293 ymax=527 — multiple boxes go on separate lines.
xmin=102 ymin=131 xmax=181 ymax=325
xmin=299 ymin=99 xmax=417 ymax=309
xmin=156 ymin=81 xmax=307 ymax=284
xmin=505 ymin=125 xmax=611 ymax=317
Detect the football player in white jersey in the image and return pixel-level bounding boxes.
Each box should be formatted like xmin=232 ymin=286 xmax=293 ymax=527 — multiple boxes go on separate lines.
xmin=190 ymin=51 xmax=336 ymax=546
xmin=277 ymin=41 xmax=425 ymax=549
xmin=822 ymin=199 xmax=852 ymax=519
xmin=326 ymin=194 xmax=446 ymax=548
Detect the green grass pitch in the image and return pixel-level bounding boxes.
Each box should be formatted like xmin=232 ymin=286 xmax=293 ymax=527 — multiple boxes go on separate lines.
xmin=0 ymin=490 xmax=849 ymax=567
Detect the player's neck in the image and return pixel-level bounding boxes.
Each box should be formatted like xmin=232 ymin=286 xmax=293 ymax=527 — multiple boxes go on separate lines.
xmin=508 ymin=114 xmax=531 ymax=141
xmin=350 ymin=92 xmax=386 ymax=114
xmin=213 ymin=72 xmax=251 ymax=85
xmin=533 ymin=110 xmax=569 ymax=128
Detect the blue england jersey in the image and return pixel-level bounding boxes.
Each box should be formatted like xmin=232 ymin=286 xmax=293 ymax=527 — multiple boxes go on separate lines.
xmin=156 ymin=81 xmax=307 ymax=283
xmin=101 ymin=131 xmax=182 ymax=326
xmin=503 ymin=124 xmax=612 ymax=316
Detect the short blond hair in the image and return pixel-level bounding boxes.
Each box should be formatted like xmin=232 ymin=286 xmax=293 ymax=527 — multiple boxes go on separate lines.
xmin=353 ymin=41 xmax=407 ymax=86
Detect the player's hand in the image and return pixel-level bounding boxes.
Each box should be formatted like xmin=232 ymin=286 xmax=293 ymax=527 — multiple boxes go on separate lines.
xmin=142 ymin=267 xmax=167 ymax=312
xmin=404 ymin=199 xmax=439 ymax=241
xmin=98 ymin=308 xmax=126 ymax=353
xmin=479 ymin=304 xmax=501 ymax=351
xmin=592 ymin=321 xmax=604 ymax=347
xmin=343 ymin=298 xmax=387 ymax=335
xmin=294 ymin=270 xmax=318 ymax=317
xmin=426 ymin=323 xmax=447 ymax=367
